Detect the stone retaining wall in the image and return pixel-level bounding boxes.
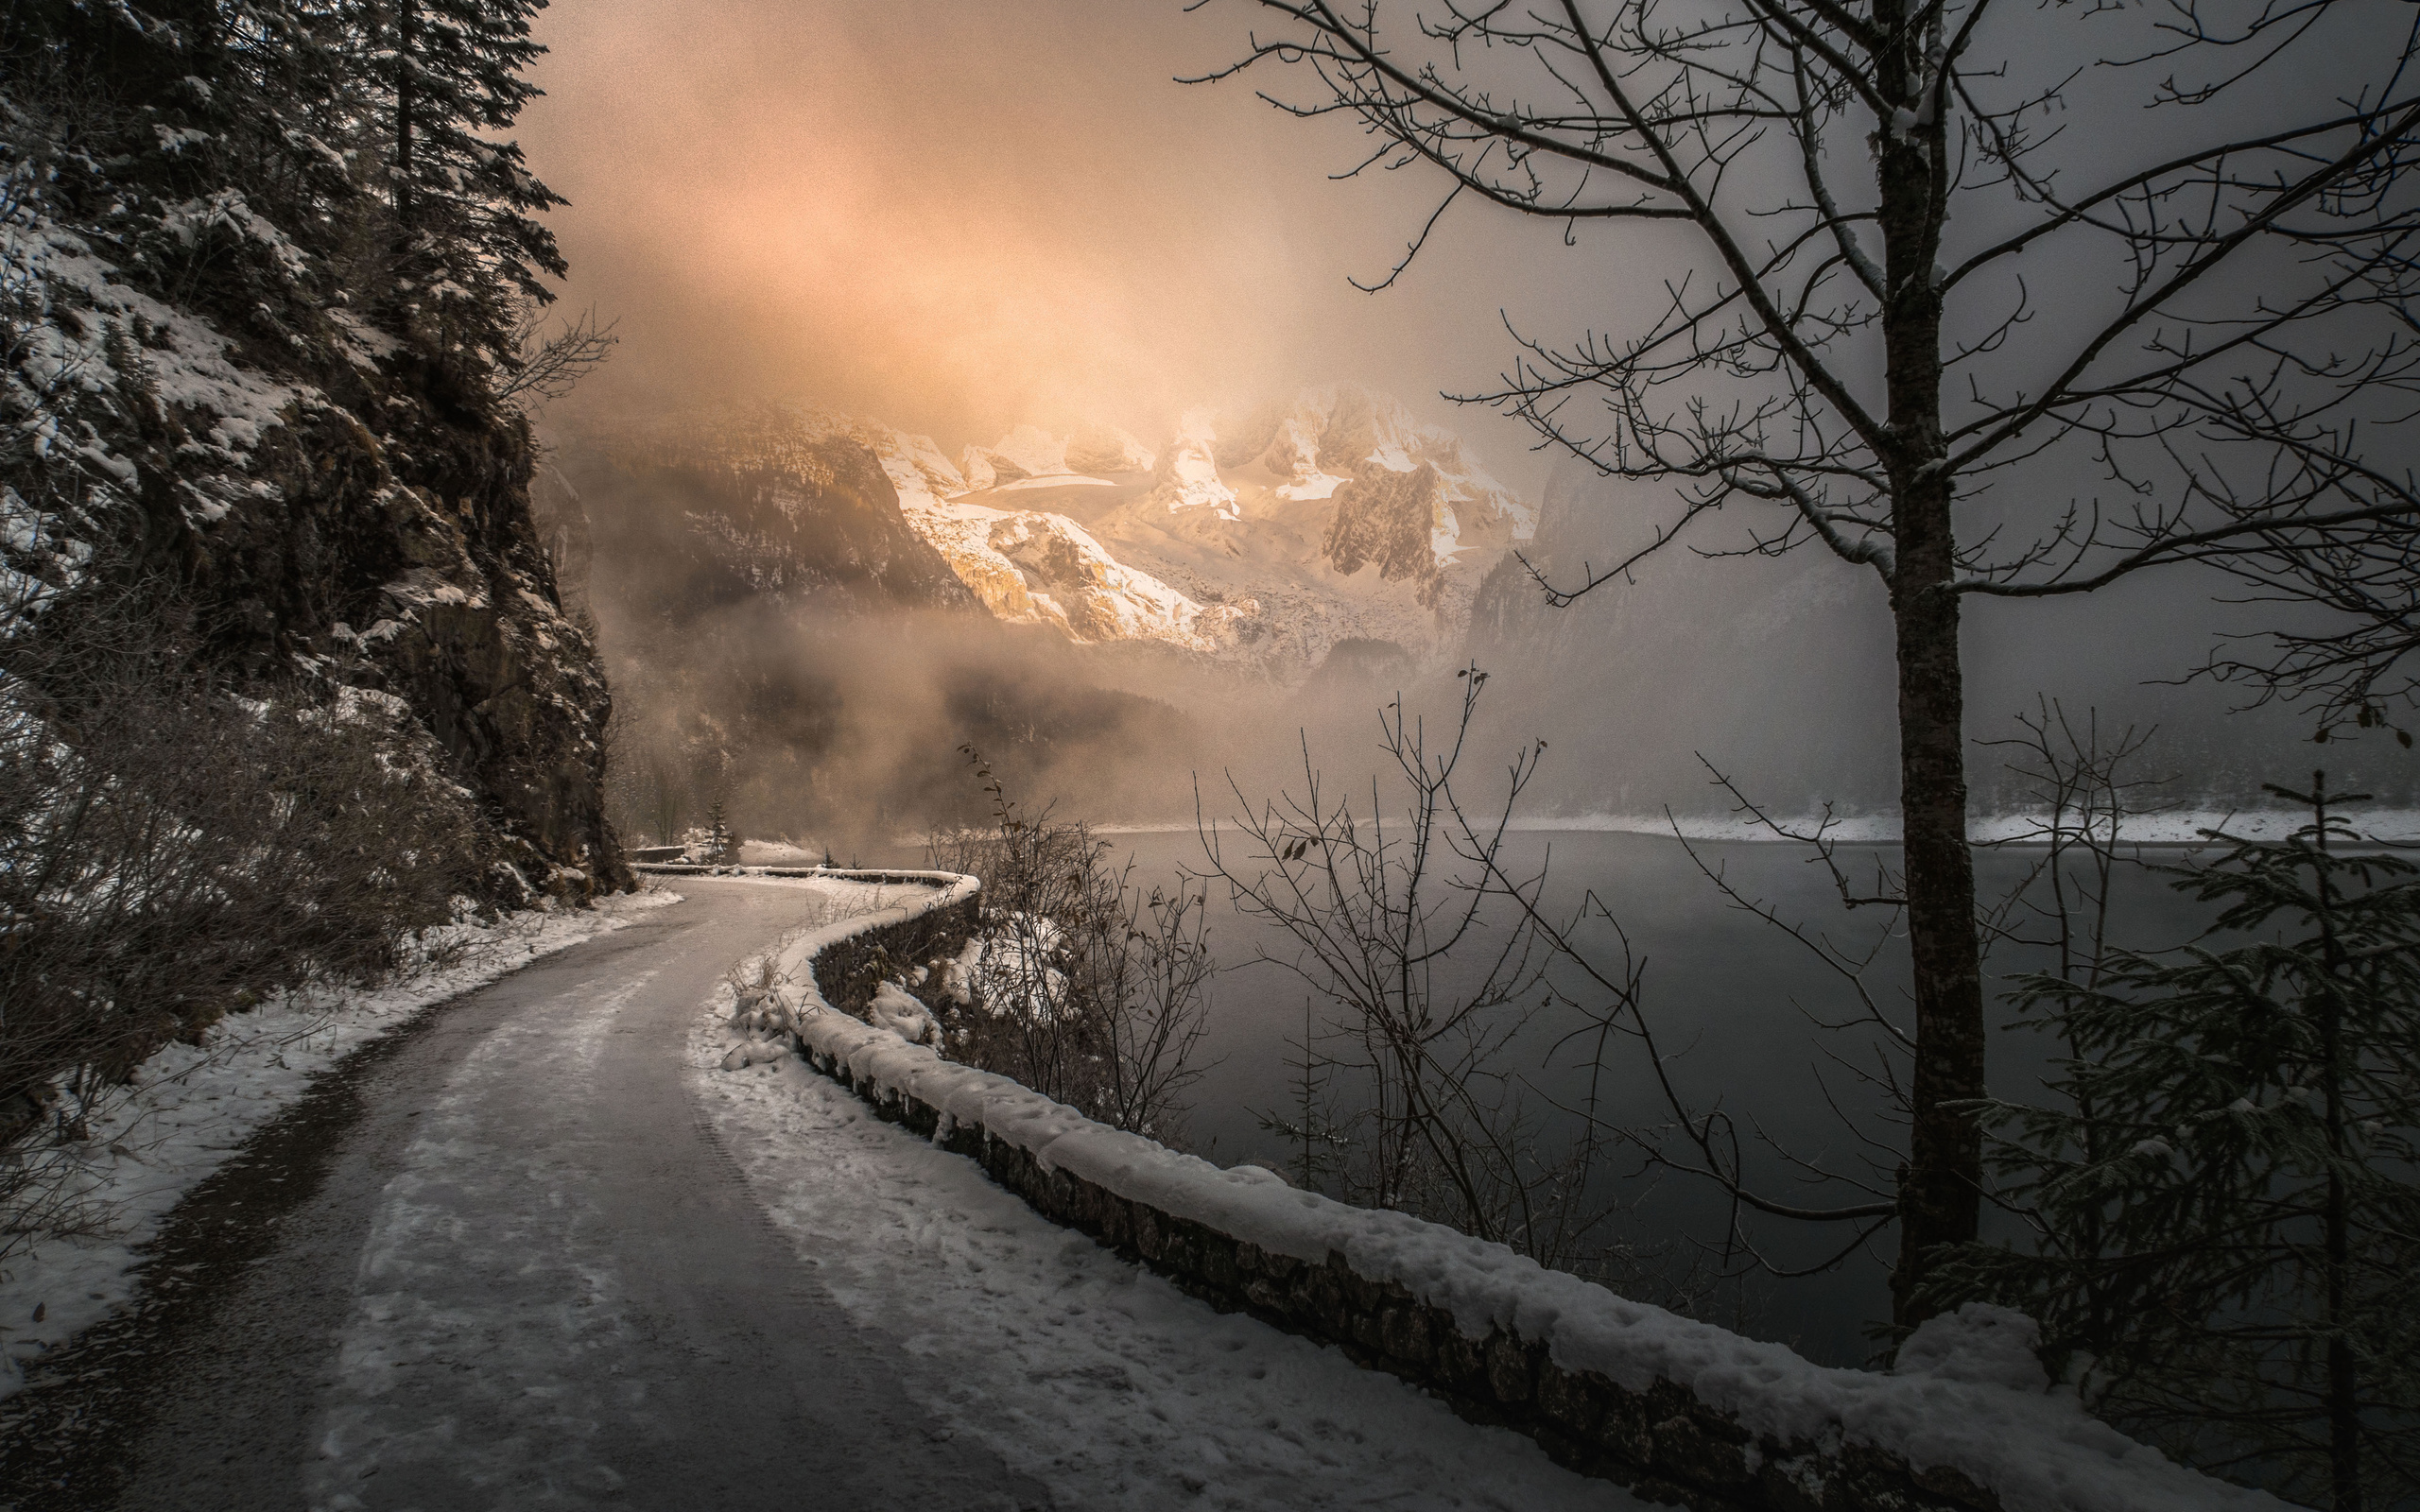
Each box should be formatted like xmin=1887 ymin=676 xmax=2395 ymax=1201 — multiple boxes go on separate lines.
xmin=803 ymin=1037 xmax=1996 ymax=1512
xmin=804 ymin=894 xmax=979 ymax=1016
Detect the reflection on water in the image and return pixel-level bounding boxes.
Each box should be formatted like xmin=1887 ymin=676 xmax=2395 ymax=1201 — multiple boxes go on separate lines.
xmin=888 ymin=827 xmax=2220 ymax=1368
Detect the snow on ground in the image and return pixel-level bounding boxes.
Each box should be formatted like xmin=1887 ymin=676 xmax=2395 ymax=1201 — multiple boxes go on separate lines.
xmin=994 ymin=472 xmax=1115 ymax=491
xmin=0 ymin=887 xmax=681 ymax=1400
xmin=735 ymin=838 xmax=825 ymax=866
xmin=691 ymin=878 xmax=1662 ymax=1512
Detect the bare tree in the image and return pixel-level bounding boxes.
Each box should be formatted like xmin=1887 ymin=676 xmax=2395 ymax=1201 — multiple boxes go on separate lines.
xmin=1200 ymin=0 xmax=2420 ymax=1322
xmin=925 ymin=747 xmax=1214 ymax=1141
xmin=497 ymin=301 xmax=617 ymax=412
xmin=1197 ymin=669 xmax=1633 ymax=1275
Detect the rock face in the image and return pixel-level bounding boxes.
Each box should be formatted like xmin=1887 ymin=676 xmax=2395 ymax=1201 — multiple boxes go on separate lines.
xmin=8 ymin=295 xmax=631 ymax=894
xmin=566 ymin=406 xmax=977 ymax=622
xmin=1141 ymin=410 xmax=1242 ymax=520
xmin=1324 ymin=463 xmax=1453 ymax=607
xmin=204 ymin=382 xmax=629 ymax=893
xmin=1063 ymin=422 xmax=1155 ymax=475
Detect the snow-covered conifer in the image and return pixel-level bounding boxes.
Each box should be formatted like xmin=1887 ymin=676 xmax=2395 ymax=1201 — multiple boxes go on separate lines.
xmin=1937 ymin=775 xmax=2420 ymax=1510
xmin=377 ymin=0 xmax=567 ymax=359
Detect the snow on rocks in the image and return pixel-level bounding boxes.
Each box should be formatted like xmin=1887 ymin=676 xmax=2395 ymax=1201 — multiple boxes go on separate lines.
xmin=959 ymin=425 xmax=1068 ymax=492
xmin=754 ymin=872 xmax=2284 ymax=1512
xmin=866 ymin=982 xmax=938 ymax=1045
xmin=721 ymin=975 xmax=805 ymax=1070
xmin=876 ymin=432 xmax=1252 ymax=653
xmin=0 ymin=888 xmax=681 ymax=1400
xmin=958 ymin=422 xmax=1150 ymax=492
xmin=1143 ymin=408 xmax=1241 ymax=520
xmin=1 ymin=214 xmax=312 ymax=553
xmin=1064 ymin=421 xmax=1156 ymax=475
xmin=986 ymin=423 xmax=1069 ymax=481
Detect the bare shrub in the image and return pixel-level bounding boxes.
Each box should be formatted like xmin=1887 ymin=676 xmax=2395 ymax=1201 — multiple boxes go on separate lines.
xmin=921 ymin=747 xmax=1211 ymax=1143
xmin=0 ymin=592 xmax=493 ymax=1257
xmin=1193 ymin=668 xmax=1640 ymax=1283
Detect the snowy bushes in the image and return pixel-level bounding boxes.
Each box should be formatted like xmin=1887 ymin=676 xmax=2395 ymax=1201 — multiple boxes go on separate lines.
xmin=0 ymin=598 xmax=492 ymax=1250
xmin=922 ymin=752 xmax=1210 ymax=1141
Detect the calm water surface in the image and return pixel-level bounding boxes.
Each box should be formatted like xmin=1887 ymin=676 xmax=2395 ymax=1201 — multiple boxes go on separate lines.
xmin=886 ymin=827 xmax=2219 ymax=1367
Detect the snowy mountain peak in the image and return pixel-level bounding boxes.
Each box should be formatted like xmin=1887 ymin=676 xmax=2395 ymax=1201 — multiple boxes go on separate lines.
xmin=598 ymin=393 xmax=1538 ymax=677
xmin=866 ymin=422 xmax=970 ymax=501
xmin=1143 ymin=409 xmax=1241 ymax=520
xmin=1227 ymin=385 xmax=1536 ymax=558
xmin=855 ymin=416 xmax=1243 ymax=654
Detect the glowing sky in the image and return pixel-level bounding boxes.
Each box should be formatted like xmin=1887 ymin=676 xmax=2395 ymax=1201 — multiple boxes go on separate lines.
xmin=518 ymin=0 xmax=1614 ymax=475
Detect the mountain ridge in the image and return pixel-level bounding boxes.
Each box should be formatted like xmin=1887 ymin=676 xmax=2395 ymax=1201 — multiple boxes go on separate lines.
xmin=560 ymin=387 xmax=1539 ymax=680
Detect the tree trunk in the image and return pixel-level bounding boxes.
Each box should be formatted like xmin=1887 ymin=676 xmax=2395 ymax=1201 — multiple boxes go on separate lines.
xmin=2312 ymin=782 xmax=2362 ymax=1512
xmin=394 ymin=1 xmax=416 ymax=226
xmin=1888 ymin=501 xmax=1986 ymax=1327
xmin=1875 ymin=0 xmax=1983 ymax=1329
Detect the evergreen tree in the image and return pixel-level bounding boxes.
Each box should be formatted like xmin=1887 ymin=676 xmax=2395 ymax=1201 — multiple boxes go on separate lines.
xmin=1934 ymin=776 xmax=2420 ymax=1510
xmin=703 ymin=795 xmax=735 ymax=865
xmin=377 ymin=0 xmax=566 ymax=360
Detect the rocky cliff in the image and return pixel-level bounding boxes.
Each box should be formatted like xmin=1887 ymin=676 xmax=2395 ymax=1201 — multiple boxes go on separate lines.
xmin=0 ymin=6 xmax=629 ymax=896
xmin=16 ymin=331 xmax=631 ymax=894
xmin=557 ymin=406 xmax=978 ymax=625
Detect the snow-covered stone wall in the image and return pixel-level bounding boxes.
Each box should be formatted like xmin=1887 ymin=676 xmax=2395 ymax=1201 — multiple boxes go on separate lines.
xmin=767 ymin=872 xmax=2287 ymax=1512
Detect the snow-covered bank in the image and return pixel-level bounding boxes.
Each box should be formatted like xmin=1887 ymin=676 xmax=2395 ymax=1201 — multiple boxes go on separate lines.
xmin=0 ymin=888 xmax=680 ymax=1400
xmin=730 ymin=871 xmax=2285 ymax=1512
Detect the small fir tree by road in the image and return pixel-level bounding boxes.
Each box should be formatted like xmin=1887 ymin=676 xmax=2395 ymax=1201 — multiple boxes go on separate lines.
xmin=702 ymin=796 xmax=736 ymax=865
xmin=1933 ymin=775 xmax=2420 ymax=1510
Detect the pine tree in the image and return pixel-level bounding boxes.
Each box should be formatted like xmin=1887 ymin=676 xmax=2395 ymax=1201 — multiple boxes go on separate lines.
xmin=703 ymin=795 xmax=735 ymax=865
xmin=379 ymin=0 xmax=566 ymax=359
xmin=1933 ymin=775 xmax=2420 ymax=1510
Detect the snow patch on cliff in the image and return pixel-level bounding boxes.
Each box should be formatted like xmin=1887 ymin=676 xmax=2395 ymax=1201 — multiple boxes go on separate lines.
xmin=1141 ymin=409 xmax=1239 ymax=520
xmin=859 ymin=421 xmax=1250 ymax=653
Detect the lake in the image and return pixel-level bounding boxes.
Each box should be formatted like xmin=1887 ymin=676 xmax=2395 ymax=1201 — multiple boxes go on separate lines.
xmin=882 ymin=825 xmax=2228 ymax=1367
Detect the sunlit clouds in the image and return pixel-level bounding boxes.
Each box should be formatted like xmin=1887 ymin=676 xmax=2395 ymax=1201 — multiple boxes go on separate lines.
xmin=521 ymin=0 xmax=1508 ymax=452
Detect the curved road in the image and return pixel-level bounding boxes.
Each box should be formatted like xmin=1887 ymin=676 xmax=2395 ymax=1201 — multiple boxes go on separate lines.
xmin=9 ymin=879 xmax=1049 ymax=1512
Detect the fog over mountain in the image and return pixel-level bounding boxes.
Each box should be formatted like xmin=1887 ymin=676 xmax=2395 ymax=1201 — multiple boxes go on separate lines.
xmin=506 ymin=2 xmax=2415 ymax=849
xmin=543 ymin=386 xmax=2396 ymax=851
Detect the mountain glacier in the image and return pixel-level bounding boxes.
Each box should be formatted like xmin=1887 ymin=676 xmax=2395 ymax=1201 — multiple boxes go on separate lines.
xmin=882 ymin=386 xmax=1538 ymax=673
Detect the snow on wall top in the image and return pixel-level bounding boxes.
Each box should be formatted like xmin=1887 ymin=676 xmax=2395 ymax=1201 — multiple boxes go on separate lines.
xmin=772 ymin=871 xmax=2290 ymax=1512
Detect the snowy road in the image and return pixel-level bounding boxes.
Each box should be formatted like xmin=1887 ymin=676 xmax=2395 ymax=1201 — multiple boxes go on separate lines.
xmin=23 ymin=878 xmax=1644 ymax=1512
